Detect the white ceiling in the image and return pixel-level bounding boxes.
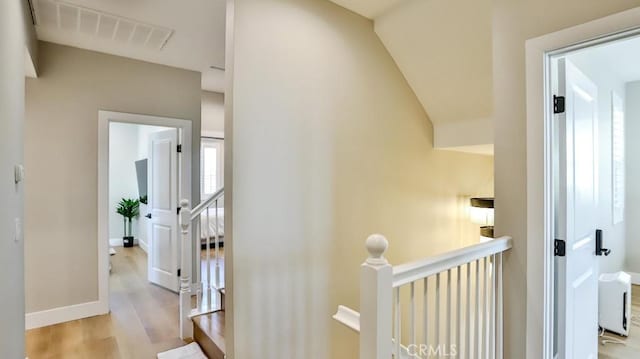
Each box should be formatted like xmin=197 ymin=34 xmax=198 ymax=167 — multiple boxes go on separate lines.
xmin=32 ymin=0 xmax=226 ymax=93
xmin=330 ymin=0 xmax=494 ymax=155
xmin=25 ymin=47 xmax=38 ymax=78
xmin=374 ymin=0 xmax=493 ymax=126
xmin=440 ymin=144 xmax=494 ymax=156
xmin=568 ymin=35 xmax=640 ymax=84
xmin=329 ymin=0 xmax=404 ymax=18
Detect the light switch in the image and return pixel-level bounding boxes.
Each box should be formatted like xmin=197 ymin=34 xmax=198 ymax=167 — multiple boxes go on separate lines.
xmin=14 ymin=164 xmax=24 ymax=184
xmin=15 ymin=218 xmax=21 ymax=242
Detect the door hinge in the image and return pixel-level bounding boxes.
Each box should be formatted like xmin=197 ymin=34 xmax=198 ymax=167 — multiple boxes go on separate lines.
xmin=177 ymin=144 xmax=182 ymax=153
xmin=177 ymin=268 xmax=181 ymax=277
xmin=554 ymin=95 xmax=565 ymax=114
xmin=177 ymin=207 xmax=182 ymax=215
xmin=554 ymin=239 xmax=566 ymax=257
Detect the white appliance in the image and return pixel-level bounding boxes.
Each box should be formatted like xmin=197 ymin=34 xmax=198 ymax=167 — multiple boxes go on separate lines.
xmin=599 ymin=271 xmax=631 ymax=336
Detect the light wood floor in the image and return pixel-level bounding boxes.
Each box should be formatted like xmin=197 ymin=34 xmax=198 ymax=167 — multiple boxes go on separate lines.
xmin=599 ymin=285 xmax=640 ymax=359
xmin=26 ymin=246 xmax=187 ymax=359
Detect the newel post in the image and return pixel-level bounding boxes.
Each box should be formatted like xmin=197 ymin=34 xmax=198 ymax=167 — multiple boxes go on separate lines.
xmin=179 ymin=199 xmax=193 ymax=339
xmin=360 ymin=234 xmax=393 ymax=359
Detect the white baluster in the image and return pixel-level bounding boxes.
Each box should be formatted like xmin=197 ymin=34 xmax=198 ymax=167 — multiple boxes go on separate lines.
xmin=360 ymin=234 xmax=392 ymax=359
xmin=410 ymin=282 xmax=416 ymax=349
xmin=195 ymin=218 xmax=202 ymax=310
xmin=496 ymin=253 xmax=503 ymax=359
xmin=395 ymin=287 xmax=401 ymax=359
xmin=484 ymin=257 xmax=490 ymax=359
xmin=435 ymin=272 xmax=440 ymax=358
xmin=179 ymin=199 xmax=192 ymax=339
xmin=490 ymin=254 xmax=496 ymax=359
xmin=446 ymin=269 xmax=451 ymax=357
xmin=205 ymin=206 xmax=212 ymax=309
xmin=423 ymin=277 xmax=429 ymax=350
xmin=214 ymin=198 xmax=220 ymax=289
xmin=465 ymin=263 xmax=471 ymax=359
xmin=456 ymin=266 xmax=461 ymax=359
xmin=475 ymin=259 xmax=480 ymax=358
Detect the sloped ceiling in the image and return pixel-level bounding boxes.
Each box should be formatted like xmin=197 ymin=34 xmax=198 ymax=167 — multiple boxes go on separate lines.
xmin=329 ymin=0 xmax=494 ymax=154
xmin=328 ymin=0 xmax=405 ymax=18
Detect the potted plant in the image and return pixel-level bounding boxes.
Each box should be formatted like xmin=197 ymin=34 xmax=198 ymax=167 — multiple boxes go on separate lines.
xmin=116 ymin=198 xmax=140 ymax=247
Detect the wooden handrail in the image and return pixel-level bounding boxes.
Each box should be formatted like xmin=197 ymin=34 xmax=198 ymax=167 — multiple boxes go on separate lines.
xmin=391 ymin=236 xmax=512 ymax=288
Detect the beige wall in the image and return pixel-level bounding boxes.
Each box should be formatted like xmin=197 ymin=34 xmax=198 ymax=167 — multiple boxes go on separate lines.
xmin=491 ymin=1 xmax=640 ymax=358
xmin=230 ymin=0 xmax=493 ymax=357
xmin=0 ymin=0 xmax=32 ymax=357
xmin=24 ymin=42 xmax=201 ymax=312
xmin=202 ymin=91 xmax=225 ymax=135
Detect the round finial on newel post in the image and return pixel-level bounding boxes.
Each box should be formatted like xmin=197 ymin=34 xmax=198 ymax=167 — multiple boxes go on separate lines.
xmin=366 ymin=234 xmax=389 ymax=265
xmin=180 ymin=199 xmax=190 ymax=208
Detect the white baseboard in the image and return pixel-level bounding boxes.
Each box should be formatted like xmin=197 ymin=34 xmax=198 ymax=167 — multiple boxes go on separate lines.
xmin=110 ymin=237 xmax=143 ymax=248
xmin=139 ymin=239 xmax=148 ymax=253
xmin=25 ymin=300 xmax=108 ymax=330
xmin=628 ymin=272 xmax=640 ymax=285
xmin=109 ymin=238 xmax=123 ymax=247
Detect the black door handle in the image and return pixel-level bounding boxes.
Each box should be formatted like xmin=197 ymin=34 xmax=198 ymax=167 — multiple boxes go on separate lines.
xmin=596 ymin=229 xmax=611 ymax=256
xmin=145 ymin=213 xmax=152 ymax=219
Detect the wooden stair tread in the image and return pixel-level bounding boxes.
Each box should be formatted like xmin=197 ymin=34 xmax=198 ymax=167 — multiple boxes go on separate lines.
xmin=193 ymin=311 xmax=225 ymax=359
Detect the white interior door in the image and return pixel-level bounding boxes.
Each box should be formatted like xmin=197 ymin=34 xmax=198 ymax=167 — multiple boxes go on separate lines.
xmin=148 ymin=129 xmax=180 ymax=292
xmin=555 ymin=58 xmax=599 ymax=359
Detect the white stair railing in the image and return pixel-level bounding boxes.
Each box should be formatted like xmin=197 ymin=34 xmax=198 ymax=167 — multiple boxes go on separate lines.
xmin=334 ymin=234 xmax=512 ymax=359
xmin=178 ymin=187 xmax=225 ymax=339
xmin=190 ymin=187 xmax=225 ymax=312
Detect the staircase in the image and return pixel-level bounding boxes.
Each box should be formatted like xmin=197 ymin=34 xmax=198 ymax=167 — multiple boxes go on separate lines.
xmin=334 ymin=234 xmax=512 ymax=359
xmin=192 ymin=288 xmax=226 ymax=359
xmin=177 ymin=188 xmax=226 ymax=357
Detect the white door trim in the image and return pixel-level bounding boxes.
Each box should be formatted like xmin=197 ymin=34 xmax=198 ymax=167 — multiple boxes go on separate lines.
xmin=98 ymin=110 xmax=192 ymax=314
xmin=525 ymin=7 xmax=640 ymax=359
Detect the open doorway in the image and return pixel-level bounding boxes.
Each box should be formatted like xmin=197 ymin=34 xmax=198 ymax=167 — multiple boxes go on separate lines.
xmin=98 ymin=111 xmax=192 ymax=312
xmin=108 ymin=121 xmax=179 ymax=289
xmin=550 ymin=34 xmax=640 ymax=358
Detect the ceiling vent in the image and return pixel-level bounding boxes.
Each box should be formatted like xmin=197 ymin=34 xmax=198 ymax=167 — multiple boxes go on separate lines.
xmin=33 ymin=0 xmax=174 ymax=50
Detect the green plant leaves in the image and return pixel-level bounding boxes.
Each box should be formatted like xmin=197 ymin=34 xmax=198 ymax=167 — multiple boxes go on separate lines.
xmin=116 ymin=198 xmax=140 ymax=219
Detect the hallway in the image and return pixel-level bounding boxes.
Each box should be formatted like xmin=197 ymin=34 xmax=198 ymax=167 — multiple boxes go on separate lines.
xmin=26 ymin=246 xmax=186 ymax=358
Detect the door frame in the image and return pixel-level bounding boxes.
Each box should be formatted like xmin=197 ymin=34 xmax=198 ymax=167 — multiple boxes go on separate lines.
xmin=98 ymin=110 xmax=192 ymax=312
xmin=525 ymin=8 xmax=640 ymax=359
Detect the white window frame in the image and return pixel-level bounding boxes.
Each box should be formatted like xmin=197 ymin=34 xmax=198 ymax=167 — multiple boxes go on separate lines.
xmin=612 ymin=92 xmax=625 ymax=224
xmin=201 ymin=137 xmax=224 ymax=199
